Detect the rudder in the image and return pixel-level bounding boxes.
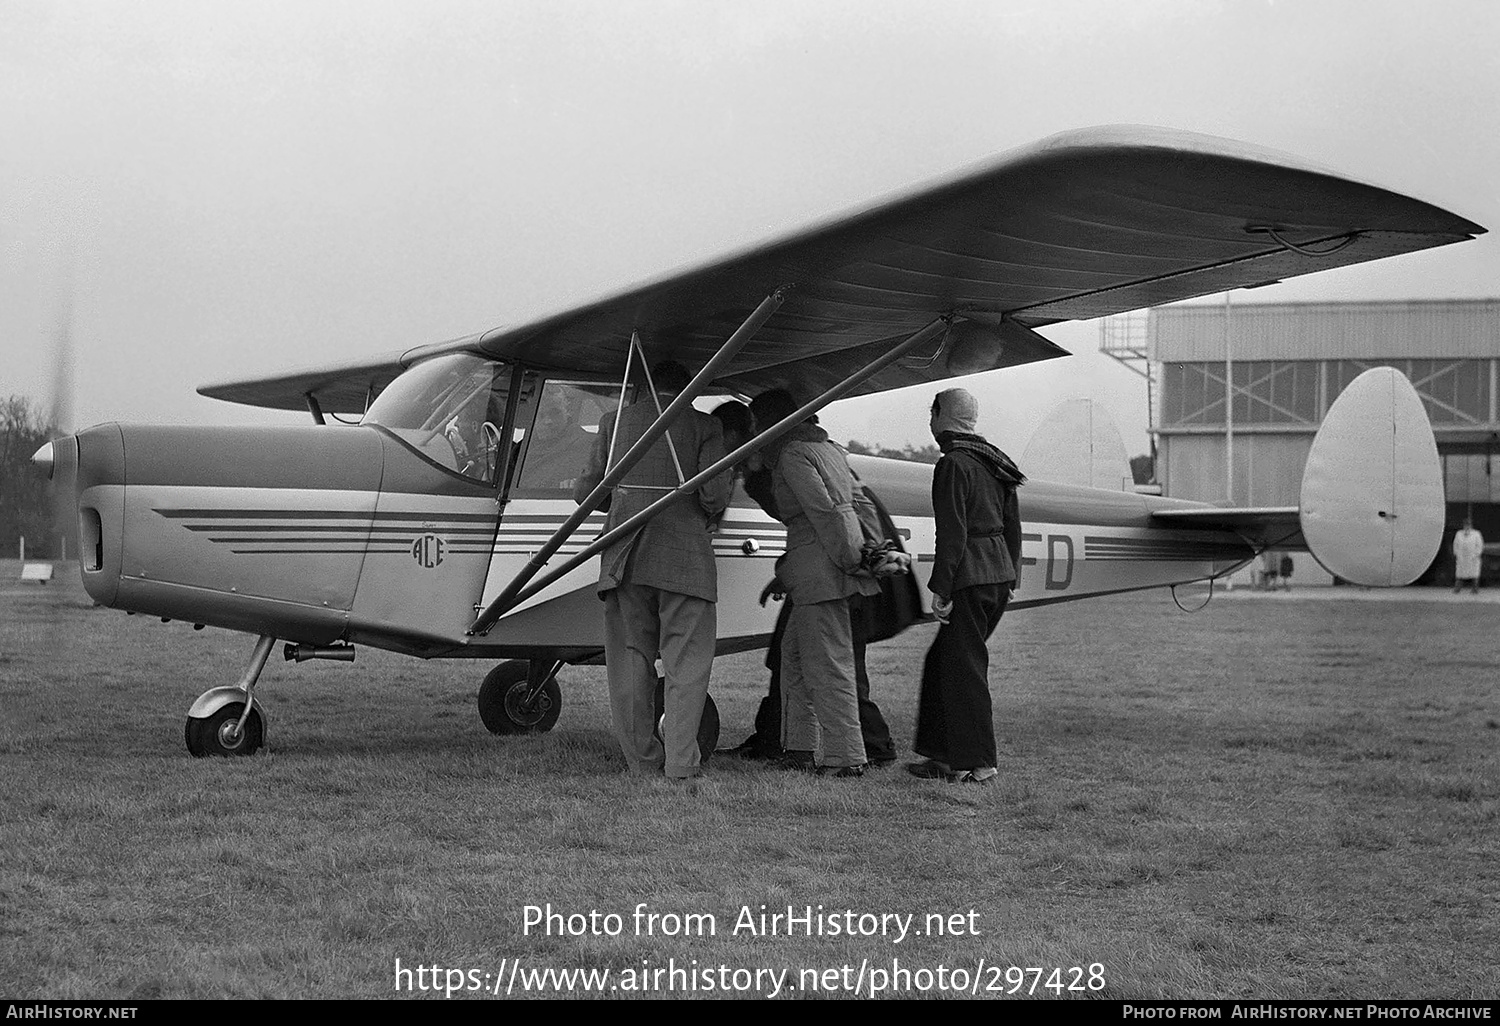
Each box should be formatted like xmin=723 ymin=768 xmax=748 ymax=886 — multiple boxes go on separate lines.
xmin=1299 ymin=367 xmax=1443 ymax=586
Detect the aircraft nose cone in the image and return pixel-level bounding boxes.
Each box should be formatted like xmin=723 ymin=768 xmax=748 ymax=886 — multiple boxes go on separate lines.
xmin=32 ymin=441 xmax=55 ymax=479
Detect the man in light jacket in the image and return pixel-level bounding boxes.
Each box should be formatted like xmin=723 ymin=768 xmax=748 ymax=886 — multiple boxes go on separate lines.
xmin=749 ymin=389 xmax=879 ymax=777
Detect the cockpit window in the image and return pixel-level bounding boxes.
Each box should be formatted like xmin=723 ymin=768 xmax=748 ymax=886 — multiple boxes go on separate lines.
xmin=514 ymin=380 xmax=626 ymax=495
xmin=365 ymin=353 xmax=515 ymax=484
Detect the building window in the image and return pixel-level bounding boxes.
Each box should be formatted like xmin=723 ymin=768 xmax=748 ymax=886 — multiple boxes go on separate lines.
xmin=1333 ymin=359 xmax=1490 ymax=425
xmin=1166 ymin=358 xmax=1495 ymax=429
xmin=1444 ymin=454 xmax=1499 ymax=504
xmin=1163 ymin=363 xmax=1221 ymax=426
xmin=1162 ymin=361 xmax=1320 ymax=427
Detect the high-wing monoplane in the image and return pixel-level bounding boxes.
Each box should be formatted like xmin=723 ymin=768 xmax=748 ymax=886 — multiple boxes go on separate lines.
xmin=32 ymin=126 xmax=1484 ymax=757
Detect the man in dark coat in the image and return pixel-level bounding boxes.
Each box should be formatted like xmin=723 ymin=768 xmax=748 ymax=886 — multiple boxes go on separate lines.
xmin=909 ymin=387 xmax=1024 ymax=785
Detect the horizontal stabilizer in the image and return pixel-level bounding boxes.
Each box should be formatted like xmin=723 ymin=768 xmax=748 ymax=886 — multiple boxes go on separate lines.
xmin=1149 ymin=507 xmax=1303 ymax=549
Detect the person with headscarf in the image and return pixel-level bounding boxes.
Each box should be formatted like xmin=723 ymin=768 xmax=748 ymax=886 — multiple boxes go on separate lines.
xmin=908 ymin=387 xmax=1025 ymax=785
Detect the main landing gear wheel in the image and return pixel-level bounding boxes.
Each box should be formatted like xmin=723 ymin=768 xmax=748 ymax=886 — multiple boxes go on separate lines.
xmin=653 ymin=679 xmax=720 ymax=764
xmin=478 ymin=660 xmax=562 ymax=735
xmin=185 ymin=702 xmax=265 ymax=758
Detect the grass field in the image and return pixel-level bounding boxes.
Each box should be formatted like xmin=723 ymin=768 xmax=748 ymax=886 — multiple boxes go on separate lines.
xmin=1 ymin=562 xmax=1496 ymax=1000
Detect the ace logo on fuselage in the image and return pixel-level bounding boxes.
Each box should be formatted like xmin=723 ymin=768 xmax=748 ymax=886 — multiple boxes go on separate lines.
xmin=411 ymin=533 xmax=446 ymax=569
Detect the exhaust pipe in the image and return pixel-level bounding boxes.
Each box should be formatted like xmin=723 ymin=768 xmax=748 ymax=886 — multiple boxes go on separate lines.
xmin=284 ymin=644 xmax=356 ymax=663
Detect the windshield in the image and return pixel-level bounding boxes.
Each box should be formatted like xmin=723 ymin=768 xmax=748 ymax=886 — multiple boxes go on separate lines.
xmin=365 ymin=353 xmax=514 ymax=484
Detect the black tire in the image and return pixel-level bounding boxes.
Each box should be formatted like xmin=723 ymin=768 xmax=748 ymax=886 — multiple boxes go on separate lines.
xmin=478 ymin=660 xmax=562 ymax=734
xmin=652 ymin=679 xmax=720 ymax=764
xmin=185 ymin=702 xmax=264 ymax=757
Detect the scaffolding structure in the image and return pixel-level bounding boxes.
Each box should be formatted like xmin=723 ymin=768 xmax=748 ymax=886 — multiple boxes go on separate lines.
xmin=1099 ymin=309 xmax=1157 ymax=479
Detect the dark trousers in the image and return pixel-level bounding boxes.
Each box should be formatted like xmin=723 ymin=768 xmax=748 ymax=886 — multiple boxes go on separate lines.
xmin=914 ymin=584 xmax=1009 ymax=771
xmin=743 ymin=593 xmax=896 ymax=761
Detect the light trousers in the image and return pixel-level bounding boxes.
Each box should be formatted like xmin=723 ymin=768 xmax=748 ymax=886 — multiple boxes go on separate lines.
xmin=604 ymin=584 xmax=715 ymax=778
xmin=780 ymin=597 xmax=867 ymax=768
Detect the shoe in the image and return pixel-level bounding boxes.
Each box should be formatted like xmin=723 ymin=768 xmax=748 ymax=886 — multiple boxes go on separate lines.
xmin=905 ymin=759 xmax=954 ymax=780
xmin=951 ymin=768 xmax=997 ymax=785
xmin=814 ymin=763 xmax=866 ymax=778
xmin=869 ymin=755 xmax=897 ymax=769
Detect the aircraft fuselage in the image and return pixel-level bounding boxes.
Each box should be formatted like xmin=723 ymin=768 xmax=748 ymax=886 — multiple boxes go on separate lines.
xmin=60 ymin=421 xmax=1250 ymax=661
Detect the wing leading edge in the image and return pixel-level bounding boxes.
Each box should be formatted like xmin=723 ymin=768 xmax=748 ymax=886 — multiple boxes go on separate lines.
xmin=201 ymin=125 xmax=1483 ymax=413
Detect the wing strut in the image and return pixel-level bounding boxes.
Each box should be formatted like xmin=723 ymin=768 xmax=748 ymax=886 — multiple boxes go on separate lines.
xmin=637 ymin=349 xmax=688 ymax=487
xmin=609 ymin=332 xmax=687 ymax=487
xmin=468 ymin=286 xmax=793 ymax=634
xmin=468 ymin=313 xmax=954 ymax=635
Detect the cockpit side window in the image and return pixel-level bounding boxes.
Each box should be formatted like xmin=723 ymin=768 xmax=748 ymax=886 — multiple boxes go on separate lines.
xmin=513 ymin=380 xmax=627 ymax=496
xmin=365 ymin=353 xmax=525 ymax=486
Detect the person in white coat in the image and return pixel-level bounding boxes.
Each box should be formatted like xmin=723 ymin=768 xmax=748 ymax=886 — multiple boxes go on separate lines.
xmin=1452 ymin=518 xmax=1485 ymax=594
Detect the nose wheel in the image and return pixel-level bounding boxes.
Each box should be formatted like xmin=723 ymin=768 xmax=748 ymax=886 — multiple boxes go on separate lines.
xmin=185 ymin=702 xmax=265 ymax=757
xmin=184 ymin=634 xmax=274 ymax=757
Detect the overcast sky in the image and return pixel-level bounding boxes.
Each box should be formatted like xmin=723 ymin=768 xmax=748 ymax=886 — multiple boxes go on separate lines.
xmin=3 ymin=0 xmax=1497 ymax=456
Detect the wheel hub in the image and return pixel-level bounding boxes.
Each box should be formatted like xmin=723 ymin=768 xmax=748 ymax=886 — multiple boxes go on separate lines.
xmin=217 ymin=719 xmax=245 ymax=749
xmin=503 ymin=683 xmax=552 ymax=726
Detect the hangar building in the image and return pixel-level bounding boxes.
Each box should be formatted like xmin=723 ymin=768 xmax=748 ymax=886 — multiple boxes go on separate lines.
xmin=1101 ymin=298 xmax=1499 ymax=584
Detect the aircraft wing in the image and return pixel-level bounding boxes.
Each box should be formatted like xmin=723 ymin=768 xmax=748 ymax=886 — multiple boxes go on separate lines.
xmin=197 ymin=351 xmax=411 ymax=415
xmin=200 ymin=124 xmax=1483 ymax=413
xmin=1150 ymin=506 xmax=1305 ymax=550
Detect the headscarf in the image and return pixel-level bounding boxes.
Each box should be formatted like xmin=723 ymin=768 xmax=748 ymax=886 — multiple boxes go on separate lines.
xmin=931 ymin=388 xmax=1025 ymax=485
xmin=931 ymin=387 xmax=979 ymax=436
xmin=938 ymin=432 xmax=1027 ymax=485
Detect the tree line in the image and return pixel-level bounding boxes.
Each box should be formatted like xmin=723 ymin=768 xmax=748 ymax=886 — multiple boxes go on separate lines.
xmin=844 ymin=439 xmax=942 ymax=464
xmin=0 ymin=396 xmax=66 ymax=559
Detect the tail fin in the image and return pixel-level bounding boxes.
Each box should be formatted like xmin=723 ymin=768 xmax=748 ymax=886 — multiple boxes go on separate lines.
xmin=1299 ymin=367 xmax=1443 ymax=586
xmin=1021 ymin=398 xmax=1135 ymax=491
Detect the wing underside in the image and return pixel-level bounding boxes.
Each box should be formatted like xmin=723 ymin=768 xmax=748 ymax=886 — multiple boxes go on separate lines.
xmin=200 ymin=125 xmax=1483 ymax=413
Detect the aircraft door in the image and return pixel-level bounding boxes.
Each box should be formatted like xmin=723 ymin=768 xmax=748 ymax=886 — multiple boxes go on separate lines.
xmin=349 ymin=355 xmax=527 ymax=648
xmin=476 ymin=378 xmax=625 ymax=646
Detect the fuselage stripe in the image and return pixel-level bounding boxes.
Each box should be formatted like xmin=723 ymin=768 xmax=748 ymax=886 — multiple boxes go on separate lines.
xmin=155 ymin=508 xmax=498 ymax=522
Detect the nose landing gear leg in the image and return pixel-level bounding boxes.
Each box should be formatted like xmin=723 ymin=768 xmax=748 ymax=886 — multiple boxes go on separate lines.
xmin=184 ymin=634 xmax=275 ymax=757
